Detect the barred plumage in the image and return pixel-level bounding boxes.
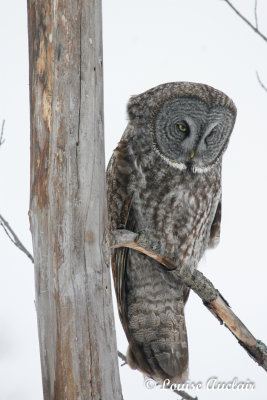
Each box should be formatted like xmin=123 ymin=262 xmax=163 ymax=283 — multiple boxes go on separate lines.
xmin=106 ymin=82 xmax=236 ymax=383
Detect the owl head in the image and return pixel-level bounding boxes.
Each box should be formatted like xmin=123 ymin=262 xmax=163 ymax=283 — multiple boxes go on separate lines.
xmin=127 ymin=82 xmax=237 ymax=173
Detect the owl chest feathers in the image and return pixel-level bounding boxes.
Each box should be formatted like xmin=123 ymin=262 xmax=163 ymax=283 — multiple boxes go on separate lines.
xmin=129 ymin=145 xmax=221 ymax=269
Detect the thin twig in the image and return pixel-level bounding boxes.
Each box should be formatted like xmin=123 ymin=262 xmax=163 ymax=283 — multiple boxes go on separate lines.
xmin=0 ymin=214 xmax=34 ymax=263
xmin=223 ymin=0 xmax=267 ymax=42
xmin=0 ymin=126 xmax=33 ymax=263
xmin=256 ymin=71 xmax=267 ymax=92
xmin=0 ymin=120 xmax=5 ymax=146
xmin=118 ymin=350 xmax=127 ymax=365
xmin=117 ymin=351 xmax=198 ymax=400
xmin=172 ymin=389 xmax=198 ymax=400
xmin=110 ymin=229 xmax=267 ymax=373
xmin=254 ymin=0 xmax=258 ymax=30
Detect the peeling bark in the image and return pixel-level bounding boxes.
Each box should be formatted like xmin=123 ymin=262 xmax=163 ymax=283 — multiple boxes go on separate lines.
xmin=27 ymin=1 xmax=122 ymax=399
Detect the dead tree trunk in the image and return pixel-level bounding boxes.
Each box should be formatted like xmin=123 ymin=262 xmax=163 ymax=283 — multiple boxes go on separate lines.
xmin=27 ymin=1 xmax=122 ymax=399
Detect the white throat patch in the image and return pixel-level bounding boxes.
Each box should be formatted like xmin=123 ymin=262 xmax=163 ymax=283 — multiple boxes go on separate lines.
xmin=153 ymin=144 xmax=187 ymax=171
xmin=153 ymin=143 xmax=216 ymax=174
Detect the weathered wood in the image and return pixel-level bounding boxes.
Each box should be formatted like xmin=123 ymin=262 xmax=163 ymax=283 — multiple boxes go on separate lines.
xmin=27 ymin=1 xmax=122 ymax=399
xmin=109 ymin=229 xmax=267 ymax=373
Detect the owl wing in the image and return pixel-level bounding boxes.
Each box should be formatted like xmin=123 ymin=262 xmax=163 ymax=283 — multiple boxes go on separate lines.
xmin=106 ymin=138 xmax=136 ymax=328
xmin=107 ymin=146 xmax=155 ymax=375
xmin=111 ymin=197 xmax=134 ymax=326
xmin=208 ymin=198 xmax=221 ymax=248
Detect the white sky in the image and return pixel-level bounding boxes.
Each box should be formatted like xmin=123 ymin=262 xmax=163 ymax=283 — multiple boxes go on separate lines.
xmin=0 ymin=0 xmax=267 ymax=399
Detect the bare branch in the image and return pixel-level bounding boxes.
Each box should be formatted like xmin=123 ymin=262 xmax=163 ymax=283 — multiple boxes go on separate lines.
xmin=172 ymin=389 xmax=198 ymax=400
xmin=254 ymin=0 xmax=258 ymax=30
xmin=0 ymin=214 xmax=34 ymax=263
xmin=0 ymin=120 xmax=5 ymax=146
xmin=256 ymin=71 xmax=267 ymax=92
xmin=110 ymin=229 xmax=267 ymax=373
xmin=109 ymin=229 xmax=177 ymax=271
xmin=223 ymin=0 xmax=267 ymax=43
xmin=117 ymin=350 xmax=127 ymax=365
xmin=0 ymin=126 xmax=34 ymax=264
xmin=117 ymin=351 xmax=198 ymax=400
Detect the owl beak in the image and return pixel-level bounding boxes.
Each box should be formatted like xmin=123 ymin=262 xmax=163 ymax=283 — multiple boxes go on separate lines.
xmin=189 ymin=151 xmax=195 ymax=159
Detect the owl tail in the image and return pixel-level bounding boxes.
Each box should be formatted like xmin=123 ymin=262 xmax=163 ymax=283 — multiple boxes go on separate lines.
xmin=126 ymin=306 xmax=189 ymax=383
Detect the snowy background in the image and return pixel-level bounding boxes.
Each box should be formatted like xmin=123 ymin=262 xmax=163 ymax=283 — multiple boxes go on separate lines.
xmin=0 ymin=0 xmax=267 ymax=399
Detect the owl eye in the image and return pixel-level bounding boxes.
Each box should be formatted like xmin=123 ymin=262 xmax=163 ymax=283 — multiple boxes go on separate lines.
xmin=176 ymin=121 xmax=190 ymax=135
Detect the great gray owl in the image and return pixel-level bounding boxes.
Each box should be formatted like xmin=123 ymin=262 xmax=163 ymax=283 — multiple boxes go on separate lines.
xmin=106 ymin=82 xmax=236 ymax=383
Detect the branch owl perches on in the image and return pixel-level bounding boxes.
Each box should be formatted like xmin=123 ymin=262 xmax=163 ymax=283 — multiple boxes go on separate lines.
xmin=109 ymin=228 xmax=267 ymax=375
xmin=106 ymin=81 xmax=237 ymax=383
